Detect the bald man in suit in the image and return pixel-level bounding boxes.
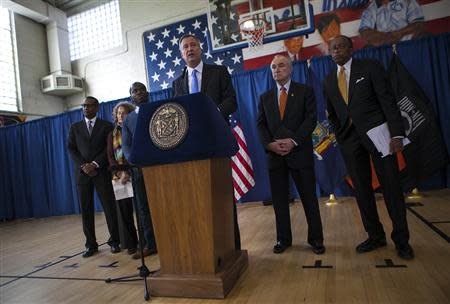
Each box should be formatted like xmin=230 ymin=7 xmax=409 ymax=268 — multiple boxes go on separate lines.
xmin=258 ymin=55 xmax=325 ymax=255
xmin=322 ymin=35 xmax=414 ymax=260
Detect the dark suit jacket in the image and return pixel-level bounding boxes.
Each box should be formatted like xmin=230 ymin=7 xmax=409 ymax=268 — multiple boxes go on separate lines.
xmin=257 ymin=81 xmax=317 ymax=169
xmin=323 ymin=58 xmax=404 ymax=144
xmin=172 ymin=63 xmax=237 ymax=121
xmin=67 ymin=118 xmax=113 ymax=184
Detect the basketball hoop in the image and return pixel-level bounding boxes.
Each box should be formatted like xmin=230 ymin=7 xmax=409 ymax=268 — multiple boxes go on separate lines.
xmin=240 ymin=18 xmax=266 ymax=51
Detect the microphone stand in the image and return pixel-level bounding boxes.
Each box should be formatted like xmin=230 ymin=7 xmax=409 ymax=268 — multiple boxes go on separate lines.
xmin=105 ymin=164 xmax=155 ymax=301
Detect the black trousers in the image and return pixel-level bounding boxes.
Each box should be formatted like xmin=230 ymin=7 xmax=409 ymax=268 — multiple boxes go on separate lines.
xmin=268 ymin=161 xmax=324 ymax=245
xmin=77 ymin=171 xmax=120 ymax=249
xmin=115 ymin=197 xmax=138 ymax=250
xmin=340 ymin=127 xmax=410 ymax=245
xmin=131 ymin=168 xmax=157 ymax=250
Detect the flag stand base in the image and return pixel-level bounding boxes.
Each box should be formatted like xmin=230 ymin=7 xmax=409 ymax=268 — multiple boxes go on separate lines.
xmin=326 ymin=194 xmax=339 ymax=206
xmin=406 ymin=188 xmax=425 ymax=200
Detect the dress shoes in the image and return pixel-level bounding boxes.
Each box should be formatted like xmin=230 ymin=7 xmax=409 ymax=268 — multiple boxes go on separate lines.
xmin=132 ymin=247 xmax=157 ymax=259
xmin=82 ymin=247 xmax=98 ymax=258
xmin=310 ymin=241 xmax=326 ymax=255
xmin=127 ymin=248 xmax=137 ymax=255
xmin=110 ymin=244 xmax=121 ymax=254
xmin=396 ymin=243 xmax=414 ymax=260
xmin=273 ymin=241 xmax=291 ymax=254
xmin=356 ymin=237 xmax=387 ymax=253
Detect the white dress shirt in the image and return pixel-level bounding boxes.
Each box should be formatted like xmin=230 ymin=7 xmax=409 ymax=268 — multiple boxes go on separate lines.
xmin=336 ymin=57 xmax=352 ymax=92
xmin=84 ymin=116 xmax=97 ymax=131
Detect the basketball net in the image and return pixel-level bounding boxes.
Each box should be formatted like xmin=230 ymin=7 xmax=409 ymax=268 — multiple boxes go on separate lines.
xmin=240 ymin=18 xmax=265 ymax=51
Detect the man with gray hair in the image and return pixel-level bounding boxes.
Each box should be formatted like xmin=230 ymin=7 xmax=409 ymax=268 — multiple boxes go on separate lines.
xmin=257 ymin=55 xmax=325 ymax=255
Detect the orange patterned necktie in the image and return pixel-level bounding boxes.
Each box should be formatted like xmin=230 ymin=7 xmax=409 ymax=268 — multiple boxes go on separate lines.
xmin=279 ymin=86 xmax=287 ymax=119
xmin=338 ymin=66 xmax=348 ymax=104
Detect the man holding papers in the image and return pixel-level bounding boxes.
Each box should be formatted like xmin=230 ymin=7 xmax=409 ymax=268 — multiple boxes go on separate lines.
xmin=323 ymin=35 xmax=414 ymax=260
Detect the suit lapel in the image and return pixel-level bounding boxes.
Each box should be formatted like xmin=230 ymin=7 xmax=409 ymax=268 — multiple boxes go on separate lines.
xmin=81 ymin=120 xmax=90 ymax=138
xmin=182 ymin=68 xmax=189 ymax=95
xmin=348 ymin=59 xmax=360 ymax=104
xmin=200 ymin=64 xmax=209 ymax=94
xmin=267 ymin=88 xmax=281 ymax=125
xmin=283 ymin=83 xmax=296 ymax=122
xmin=330 ymin=71 xmax=343 ymax=103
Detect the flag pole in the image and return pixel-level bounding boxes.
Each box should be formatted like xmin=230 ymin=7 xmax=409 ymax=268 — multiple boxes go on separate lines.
xmin=406 ymin=188 xmax=425 ymax=200
xmin=326 ymin=193 xmax=339 ymax=205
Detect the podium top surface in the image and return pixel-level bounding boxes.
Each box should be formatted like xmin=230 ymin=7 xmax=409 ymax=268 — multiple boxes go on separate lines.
xmin=129 ymin=93 xmax=238 ymax=166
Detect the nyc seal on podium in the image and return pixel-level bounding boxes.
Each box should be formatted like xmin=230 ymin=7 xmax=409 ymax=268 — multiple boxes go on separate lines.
xmin=149 ymin=102 xmax=189 ymax=149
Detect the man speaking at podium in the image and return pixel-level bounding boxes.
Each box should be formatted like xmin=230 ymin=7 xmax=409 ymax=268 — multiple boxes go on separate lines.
xmin=172 ymin=34 xmax=237 ymax=121
xmin=172 ymin=34 xmax=241 ymax=249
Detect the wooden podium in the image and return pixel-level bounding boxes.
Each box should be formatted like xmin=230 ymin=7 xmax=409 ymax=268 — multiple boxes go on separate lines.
xmin=129 ymin=94 xmax=248 ymax=299
xmin=142 ymin=158 xmax=248 ymax=298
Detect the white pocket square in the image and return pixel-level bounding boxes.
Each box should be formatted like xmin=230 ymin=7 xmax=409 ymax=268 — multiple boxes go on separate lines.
xmin=355 ymin=77 xmax=365 ymax=84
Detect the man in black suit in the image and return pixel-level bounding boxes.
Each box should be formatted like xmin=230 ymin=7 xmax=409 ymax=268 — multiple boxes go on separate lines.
xmin=257 ymin=55 xmax=325 ymax=254
xmin=323 ymin=35 xmax=414 ymax=259
xmin=67 ymin=96 xmax=120 ymax=257
xmin=172 ymin=34 xmax=241 ymax=249
xmin=172 ymin=34 xmax=237 ymax=121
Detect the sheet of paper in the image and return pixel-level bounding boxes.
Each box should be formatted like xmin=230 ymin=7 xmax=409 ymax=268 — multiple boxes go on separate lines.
xmin=112 ymin=180 xmax=134 ymax=200
xmin=366 ymin=122 xmax=410 ymax=157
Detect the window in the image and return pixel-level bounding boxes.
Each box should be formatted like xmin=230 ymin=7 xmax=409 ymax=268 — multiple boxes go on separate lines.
xmin=0 ymin=7 xmax=19 ymax=112
xmin=68 ymin=0 xmax=122 ymax=61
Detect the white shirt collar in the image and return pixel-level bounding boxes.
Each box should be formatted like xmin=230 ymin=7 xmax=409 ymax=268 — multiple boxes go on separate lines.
xmin=276 ymin=79 xmax=291 ymax=93
xmin=186 ymin=61 xmax=203 ymax=75
xmin=85 ymin=116 xmax=97 ymax=125
xmin=337 ymin=57 xmax=352 ymax=75
xmin=135 ymin=105 xmax=140 ymax=114
xmin=275 ymin=79 xmax=291 ymax=103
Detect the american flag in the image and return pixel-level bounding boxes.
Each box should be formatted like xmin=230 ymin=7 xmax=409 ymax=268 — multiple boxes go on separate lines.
xmin=143 ymin=14 xmax=244 ymax=92
xmin=230 ymin=119 xmax=255 ymax=201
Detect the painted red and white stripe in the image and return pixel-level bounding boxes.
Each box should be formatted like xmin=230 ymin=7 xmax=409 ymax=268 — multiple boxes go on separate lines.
xmin=242 ymin=0 xmax=450 ymax=69
xmin=231 ymin=123 xmax=255 ymax=201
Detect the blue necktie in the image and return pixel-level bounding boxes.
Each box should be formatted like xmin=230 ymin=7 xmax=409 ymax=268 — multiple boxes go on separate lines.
xmin=191 ymin=69 xmax=199 ymax=94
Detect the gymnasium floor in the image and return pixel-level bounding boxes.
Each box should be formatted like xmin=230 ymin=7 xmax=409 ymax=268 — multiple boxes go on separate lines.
xmin=1 ymin=189 xmax=449 ymax=303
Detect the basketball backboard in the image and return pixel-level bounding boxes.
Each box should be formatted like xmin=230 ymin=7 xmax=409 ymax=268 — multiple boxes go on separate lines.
xmin=206 ymin=0 xmax=314 ymax=53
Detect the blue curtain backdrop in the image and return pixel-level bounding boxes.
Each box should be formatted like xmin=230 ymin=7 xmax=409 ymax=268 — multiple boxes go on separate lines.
xmin=1 ymin=34 xmax=449 ymax=220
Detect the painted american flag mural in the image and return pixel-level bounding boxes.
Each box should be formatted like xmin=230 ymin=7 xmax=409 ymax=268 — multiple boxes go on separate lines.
xmin=143 ymin=15 xmax=255 ymax=201
xmin=144 ymin=0 xmax=449 ymax=78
